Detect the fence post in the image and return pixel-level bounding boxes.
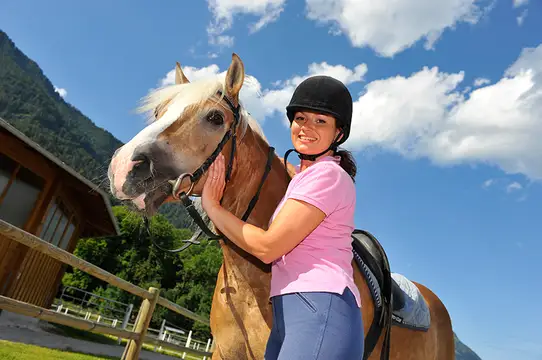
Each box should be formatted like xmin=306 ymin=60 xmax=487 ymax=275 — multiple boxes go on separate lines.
xmin=154 ymin=319 xmax=166 ymax=351
xmin=122 ymin=287 xmax=160 ymax=360
xmin=117 ymin=303 xmax=134 ymax=345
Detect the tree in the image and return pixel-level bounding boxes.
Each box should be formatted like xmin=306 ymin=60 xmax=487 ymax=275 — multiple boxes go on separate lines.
xmin=62 ymin=205 xmax=223 ymax=339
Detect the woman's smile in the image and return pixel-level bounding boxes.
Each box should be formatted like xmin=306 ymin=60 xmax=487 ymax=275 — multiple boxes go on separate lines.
xmin=298 ymin=134 xmax=318 ymax=143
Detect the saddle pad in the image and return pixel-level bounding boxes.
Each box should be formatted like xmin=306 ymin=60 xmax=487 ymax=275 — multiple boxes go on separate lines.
xmin=391 ymin=273 xmax=431 ymax=331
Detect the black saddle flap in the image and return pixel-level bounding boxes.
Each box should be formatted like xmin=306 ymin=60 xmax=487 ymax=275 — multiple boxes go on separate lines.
xmin=351 ymin=229 xmax=386 ymax=290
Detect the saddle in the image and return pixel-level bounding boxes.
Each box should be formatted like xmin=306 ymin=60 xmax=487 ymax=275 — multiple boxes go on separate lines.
xmin=351 ymin=229 xmax=403 ymax=360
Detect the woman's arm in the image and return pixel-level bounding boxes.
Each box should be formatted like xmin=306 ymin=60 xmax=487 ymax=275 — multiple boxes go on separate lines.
xmin=205 ymin=197 xmax=325 ymax=264
xmin=202 ymin=153 xmax=325 ymax=264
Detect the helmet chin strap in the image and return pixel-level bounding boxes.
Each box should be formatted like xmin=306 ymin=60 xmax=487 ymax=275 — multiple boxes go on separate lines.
xmin=283 ymin=130 xmax=344 ymax=177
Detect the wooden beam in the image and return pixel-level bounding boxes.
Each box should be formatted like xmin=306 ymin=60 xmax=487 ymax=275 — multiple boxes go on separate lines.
xmin=81 ymin=219 xmax=116 ymax=237
xmin=0 ymin=295 xmax=138 ymax=340
xmin=0 ymin=219 xmax=152 ymax=300
xmin=25 ymin=173 xmax=60 ymax=235
xmin=0 ymin=132 xmax=55 ymax=179
xmin=156 ymin=297 xmax=210 ymax=326
xmin=0 ymin=163 xmax=19 ymax=206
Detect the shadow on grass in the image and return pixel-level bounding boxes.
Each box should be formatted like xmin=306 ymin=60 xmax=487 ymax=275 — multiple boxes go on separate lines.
xmin=44 ymin=324 xmax=121 ymax=346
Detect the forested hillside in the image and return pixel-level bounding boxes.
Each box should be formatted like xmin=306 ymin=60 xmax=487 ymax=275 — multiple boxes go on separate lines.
xmin=0 ymin=30 xmax=121 ymax=184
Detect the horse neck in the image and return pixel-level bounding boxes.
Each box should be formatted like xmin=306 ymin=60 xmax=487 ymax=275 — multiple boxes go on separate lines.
xmin=219 ymin=123 xmax=290 ymax=276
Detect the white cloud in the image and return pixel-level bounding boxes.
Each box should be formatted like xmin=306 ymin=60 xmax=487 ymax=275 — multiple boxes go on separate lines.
xmin=349 ymin=66 xmax=465 ymax=153
xmin=206 ymin=0 xmax=285 ymax=46
xmin=513 ymin=0 xmax=528 ymax=7
xmin=54 ymin=86 xmax=67 ymax=98
xmin=304 ymin=0 xmax=489 ymax=57
xmin=210 ymin=35 xmax=235 ymax=48
xmin=481 ymin=178 xmax=526 ymax=196
xmin=482 ymin=179 xmax=494 ymax=188
xmin=517 ymin=9 xmax=528 ymax=26
xmin=346 ymin=42 xmax=542 ymax=180
xmin=507 ymin=182 xmax=523 ymax=192
xmin=160 ymin=64 xmax=222 ymax=87
xmin=473 ymin=77 xmax=490 ymax=87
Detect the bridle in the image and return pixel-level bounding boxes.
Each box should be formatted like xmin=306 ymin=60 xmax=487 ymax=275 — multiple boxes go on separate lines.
xmin=143 ymin=90 xmax=275 ymax=253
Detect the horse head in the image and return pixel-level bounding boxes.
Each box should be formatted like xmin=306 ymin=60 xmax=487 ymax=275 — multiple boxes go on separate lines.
xmin=108 ymin=53 xmax=259 ymax=215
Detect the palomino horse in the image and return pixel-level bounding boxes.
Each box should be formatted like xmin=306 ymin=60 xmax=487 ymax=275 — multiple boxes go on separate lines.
xmin=108 ymin=53 xmax=455 ymax=360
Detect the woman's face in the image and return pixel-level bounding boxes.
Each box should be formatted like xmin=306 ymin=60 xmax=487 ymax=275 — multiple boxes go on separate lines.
xmin=290 ymin=110 xmax=341 ymax=157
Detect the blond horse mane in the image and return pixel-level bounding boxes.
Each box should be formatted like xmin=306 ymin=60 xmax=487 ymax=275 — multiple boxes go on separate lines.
xmin=136 ymin=75 xmax=268 ymax=144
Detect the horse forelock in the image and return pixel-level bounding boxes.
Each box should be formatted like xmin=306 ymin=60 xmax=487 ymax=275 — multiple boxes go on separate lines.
xmin=137 ymin=77 xmax=225 ymax=123
xmin=136 ymin=75 xmax=268 ymax=145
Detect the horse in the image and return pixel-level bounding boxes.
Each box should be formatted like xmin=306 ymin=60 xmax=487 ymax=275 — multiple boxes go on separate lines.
xmin=107 ymin=53 xmax=455 ymax=360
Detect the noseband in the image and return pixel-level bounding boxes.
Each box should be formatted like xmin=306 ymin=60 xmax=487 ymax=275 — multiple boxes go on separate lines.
xmin=144 ymin=91 xmax=275 ymax=253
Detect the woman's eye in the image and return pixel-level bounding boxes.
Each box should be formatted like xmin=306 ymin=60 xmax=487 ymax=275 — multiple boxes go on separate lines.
xmin=206 ymin=110 xmax=224 ymax=126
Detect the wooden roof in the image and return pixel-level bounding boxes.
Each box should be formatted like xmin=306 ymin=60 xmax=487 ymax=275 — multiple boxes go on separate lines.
xmin=0 ymin=118 xmax=120 ymax=237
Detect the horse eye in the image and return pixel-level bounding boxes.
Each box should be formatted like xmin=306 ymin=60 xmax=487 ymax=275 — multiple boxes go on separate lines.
xmin=206 ymin=110 xmax=224 ymax=126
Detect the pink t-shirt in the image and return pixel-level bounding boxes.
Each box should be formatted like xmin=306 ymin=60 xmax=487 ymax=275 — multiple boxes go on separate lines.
xmin=269 ymin=155 xmax=361 ymax=307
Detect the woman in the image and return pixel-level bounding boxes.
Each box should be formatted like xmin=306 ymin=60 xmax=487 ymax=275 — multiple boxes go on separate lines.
xmin=202 ymin=75 xmax=364 ymax=360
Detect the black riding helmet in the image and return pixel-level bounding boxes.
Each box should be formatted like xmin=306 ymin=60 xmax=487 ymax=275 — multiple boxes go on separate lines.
xmin=284 ymin=75 xmax=353 ymax=161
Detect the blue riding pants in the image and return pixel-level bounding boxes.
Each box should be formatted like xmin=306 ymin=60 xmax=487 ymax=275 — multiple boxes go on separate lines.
xmin=264 ymin=287 xmax=364 ymax=360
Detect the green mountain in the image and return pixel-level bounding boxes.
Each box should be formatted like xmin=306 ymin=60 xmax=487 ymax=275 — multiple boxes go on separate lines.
xmin=0 ymin=28 xmax=484 ymax=359
xmin=455 ymin=332 xmax=482 ymax=360
xmin=0 ymin=29 xmax=192 ymax=229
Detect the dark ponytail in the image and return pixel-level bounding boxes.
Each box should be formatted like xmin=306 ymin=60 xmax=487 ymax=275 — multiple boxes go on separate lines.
xmin=335 ymin=148 xmax=357 ymax=182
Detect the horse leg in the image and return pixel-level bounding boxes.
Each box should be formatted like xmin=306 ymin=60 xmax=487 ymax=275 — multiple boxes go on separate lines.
xmin=209 ymin=261 xmax=273 ymax=360
xmin=211 ymin=349 xmax=223 ymax=360
xmin=412 ymin=282 xmax=455 ymax=360
xmin=380 ymin=281 xmax=453 ymax=360
xmin=381 ymin=282 xmax=453 ymax=360
xmin=210 ymin=264 xmax=247 ymax=359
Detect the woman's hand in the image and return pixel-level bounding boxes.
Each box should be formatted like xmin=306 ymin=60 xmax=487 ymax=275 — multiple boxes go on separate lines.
xmin=202 ymin=152 xmax=226 ymax=213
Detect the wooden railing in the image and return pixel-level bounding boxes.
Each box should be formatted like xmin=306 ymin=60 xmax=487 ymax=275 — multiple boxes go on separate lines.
xmin=0 ymin=219 xmax=214 ymax=359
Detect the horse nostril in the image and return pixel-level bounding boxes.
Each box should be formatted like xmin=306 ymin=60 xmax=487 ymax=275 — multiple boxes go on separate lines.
xmin=132 ymin=158 xmax=151 ymax=176
xmin=131 ymin=152 xmax=149 ymax=164
xmin=128 ymin=146 xmax=154 ymax=183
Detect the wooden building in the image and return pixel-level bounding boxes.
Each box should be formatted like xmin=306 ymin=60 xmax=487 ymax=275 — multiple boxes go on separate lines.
xmin=0 ymin=117 xmax=119 ymax=309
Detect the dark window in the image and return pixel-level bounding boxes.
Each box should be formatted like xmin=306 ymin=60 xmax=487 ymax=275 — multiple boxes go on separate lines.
xmin=0 ymin=154 xmax=17 ymax=193
xmin=0 ymin=153 xmax=45 ymax=228
xmin=39 ymin=198 xmax=77 ymax=250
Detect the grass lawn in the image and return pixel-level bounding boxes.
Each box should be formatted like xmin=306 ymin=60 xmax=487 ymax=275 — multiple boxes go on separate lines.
xmin=0 ymin=340 xmax=119 ymax=360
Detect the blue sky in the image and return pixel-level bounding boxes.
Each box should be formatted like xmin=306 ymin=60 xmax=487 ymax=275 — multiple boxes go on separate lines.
xmin=1 ymin=0 xmax=541 ymax=358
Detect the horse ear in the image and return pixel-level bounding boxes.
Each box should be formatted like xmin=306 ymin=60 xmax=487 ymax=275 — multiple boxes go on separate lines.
xmin=225 ymin=53 xmax=245 ymax=103
xmin=175 ymin=62 xmax=190 ymax=84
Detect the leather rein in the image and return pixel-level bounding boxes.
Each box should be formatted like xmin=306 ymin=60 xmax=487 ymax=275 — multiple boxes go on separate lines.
xmin=143 ymin=91 xmax=275 ymax=253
